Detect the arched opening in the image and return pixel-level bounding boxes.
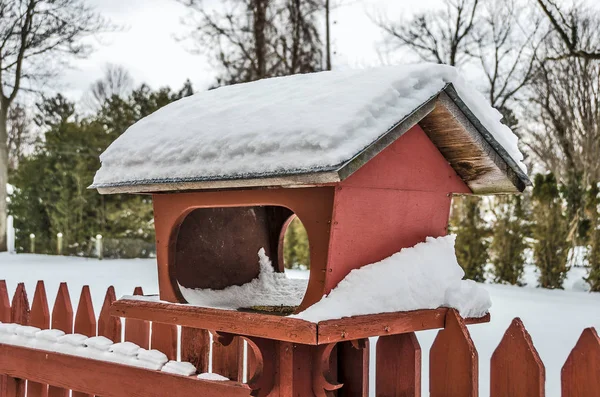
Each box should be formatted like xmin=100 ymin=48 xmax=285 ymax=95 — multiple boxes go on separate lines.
xmin=281 ymin=216 xmax=310 ymax=271
xmin=172 ymin=205 xmax=310 ymax=314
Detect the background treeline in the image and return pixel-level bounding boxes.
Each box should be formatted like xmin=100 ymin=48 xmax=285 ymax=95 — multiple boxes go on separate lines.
xmin=3 ymin=0 xmax=600 ymax=292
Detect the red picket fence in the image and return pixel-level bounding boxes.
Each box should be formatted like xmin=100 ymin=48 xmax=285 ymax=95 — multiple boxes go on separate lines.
xmin=0 ymin=280 xmax=598 ymax=397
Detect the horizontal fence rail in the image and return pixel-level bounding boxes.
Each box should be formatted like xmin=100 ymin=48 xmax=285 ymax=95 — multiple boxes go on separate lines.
xmin=0 ymin=280 xmax=598 ymax=396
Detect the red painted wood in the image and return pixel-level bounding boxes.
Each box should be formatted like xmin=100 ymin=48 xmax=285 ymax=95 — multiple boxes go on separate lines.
xmin=151 ymin=322 xmax=177 ymax=361
xmin=74 ymin=286 xmax=96 ymax=337
xmin=326 ymin=126 xmax=470 ymax=292
xmin=49 ymin=283 xmax=73 ymax=397
xmin=212 ymin=334 xmax=243 ymax=382
xmin=29 ymin=281 xmax=50 ymax=397
xmin=376 ymin=332 xmax=421 ymax=397
xmin=0 ymin=344 xmax=251 ymax=397
xmin=0 ymin=281 xmax=9 ymax=322
xmin=341 ymin=125 xmax=471 ymax=193
xmin=124 ymin=287 xmax=149 ymax=348
xmin=430 ymin=309 xmax=478 ymax=397
xmin=491 ymin=318 xmax=544 ymax=397
xmin=0 ymin=280 xmax=9 ymax=397
xmin=181 ymin=327 xmax=209 ymax=373
xmin=7 ymin=284 xmax=29 ymax=397
xmin=562 ymin=327 xmax=600 ymax=397
xmin=73 ymin=286 xmax=96 ymax=397
xmin=337 ymin=339 xmax=369 ymax=397
xmin=98 ymin=286 xmax=121 ymax=342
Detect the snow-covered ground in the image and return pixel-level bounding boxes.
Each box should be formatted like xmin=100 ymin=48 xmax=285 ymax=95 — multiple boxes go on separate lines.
xmin=1 ymin=252 xmax=599 ymax=396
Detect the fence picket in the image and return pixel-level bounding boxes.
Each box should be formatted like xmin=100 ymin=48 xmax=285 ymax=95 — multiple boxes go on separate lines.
xmin=151 ymin=322 xmax=178 ymax=361
xmin=98 ymin=286 xmax=121 ymax=342
xmin=73 ymin=286 xmax=96 ymax=397
xmin=0 ymin=281 xmax=10 ymax=397
xmin=181 ymin=327 xmax=210 ymax=373
xmin=337 ymin=339 xmax=369 ymax=397
xmin=430 ymin=309 xmax=478 ymax=397
xmin=124 ymin=287 xmax=149 ymax=348
xmin=376 ymin=332 xmax=421 ymax=397
xmin=48 ymin=283 xmax=73 ymax=397
xmin=212 ymin=333 xmax=243 ymax=381
xmin=28 ymin=281 xmax=50 ymax=397
xmin=561 ymin=327 xmax=600 ymax=397
xmin=490 ymin=318 xmax=544 ymax=397
xmin=8 ymin=284 xmax=30 ymax=397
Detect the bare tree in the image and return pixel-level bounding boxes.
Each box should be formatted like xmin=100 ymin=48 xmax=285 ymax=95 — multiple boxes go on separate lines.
xmin=7 ymin=103 xmax=33 ymax=169
xmin=84 ymin=64 xmax=133 ymax=111
xmin=536 ymin=0 xmax=600 ymax=60
xmin=177 ymin=0 xmax=323 ymax=85
xmin=0 ymin=0 xmax=109 ymax=251
xmin=375 ymin=0 xmax=480 ymax=66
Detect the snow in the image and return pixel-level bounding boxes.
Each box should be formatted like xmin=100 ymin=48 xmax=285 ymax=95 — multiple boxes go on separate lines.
xmin=1 ymin=252 xmax=598 ymax=396
xmin=92 ymin=64 xmax=526 ymax=189
xmin=198 ymin=372 xmax=230 ymax=381
xmin=179 ymin=248 xmax=307 ymax=309
xmin=294 ymin=235 xmax=491 ymax=322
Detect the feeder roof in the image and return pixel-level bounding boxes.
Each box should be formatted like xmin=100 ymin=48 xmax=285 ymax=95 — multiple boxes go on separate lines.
xmin=92 ymin=64 xmax=530 ymax=194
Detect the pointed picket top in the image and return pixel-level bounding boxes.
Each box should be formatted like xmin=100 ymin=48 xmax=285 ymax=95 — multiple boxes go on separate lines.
xmin=430 ymin=309 xmax=478 ymax=397
xmin=562 ymin=327 xmax=600 ymax=397
xmin=30 ymin=281 xmax=50 ymax=330
xmin=51 ymin=282 xmax=73 ymax=333
xmin=11 ymin=283 xmax=30 ymax=326
xmin=125 ymin=286 xmax=150 ymax=348
xmin=0 ymin=280 xmax=11 ymax=323
xmin=491 ymin=318 xmax=545 ymax=397
xmin=98 ymin=285 xmax=121 ymax=342
xmin=74 ymin=286 xmax=96 ymax=337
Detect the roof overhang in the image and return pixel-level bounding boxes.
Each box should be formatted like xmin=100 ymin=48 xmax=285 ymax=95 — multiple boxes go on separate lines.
xmin=94 ymin=84 xmax=530 ymax=195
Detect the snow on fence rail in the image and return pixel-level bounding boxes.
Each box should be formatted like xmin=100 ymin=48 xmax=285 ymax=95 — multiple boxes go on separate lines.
xmin=0 ymin=280 xmax=598 ymax=397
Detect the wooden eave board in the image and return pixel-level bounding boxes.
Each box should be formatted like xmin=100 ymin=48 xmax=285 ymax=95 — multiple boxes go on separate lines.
xmin=111 ymin=299 xmax=489 ymax=345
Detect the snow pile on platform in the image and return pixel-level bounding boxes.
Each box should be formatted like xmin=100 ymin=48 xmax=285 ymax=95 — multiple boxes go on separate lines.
xmin=294 ymin=235 xmax=491 ymax=322
xmin=179 ymin=248 xmax=307 ymax=309
xmin=93 ymin=64 xmax=525 ymax=188
xmin=0 ymin=323 xmax=214 ymax=376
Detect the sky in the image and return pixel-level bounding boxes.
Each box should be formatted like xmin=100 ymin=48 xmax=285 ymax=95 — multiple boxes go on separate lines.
xmin=58 ymin=0 xmax=441 ymax=101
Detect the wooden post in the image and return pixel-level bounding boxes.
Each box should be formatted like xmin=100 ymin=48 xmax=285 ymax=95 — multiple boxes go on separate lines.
xmin=7 ymin=284 xmax=30 ymax=397
xmin=48 ymin=283 xmax=73 ymax=397
xmin=491 ymin=318 xmax=544 ymax=397
xmin=98 ymin=286 xmax=121 ymax=342
xmin=376 ymin=332 xmax=421 ymax=397
xmin=28 ymin=281 xmax=50 ymax=397
xmin=337 ymin=339 xmax=369 ymax=397
xmin=0 ymin=280 xmax=10 ymax=397
xmin=562 ymin=327 xmax=600 ymax=397
xmin=124 ymin=287 xmax=149 ymax=349
xmin=181 ymin=327 xmax=210 ymax=374
xmin=73 ymin=286 xmax=96 ymax=397
xmin=211 ymin=333 xmax=243 ymax=381
xmin=430 ymin=309 xmax=478 ymax=397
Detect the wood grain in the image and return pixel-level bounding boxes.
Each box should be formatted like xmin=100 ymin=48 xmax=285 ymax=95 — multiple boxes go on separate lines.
xmin=28 ymin=281 xmax=50 ymax=397
xmin=124 ymin=287 xmax=149 ymax=349
xmin=561 ymin=327 xmax=600 ymax=397
xmin=317 ymin=309 xmax=489 ymax=344
xmin=73 ymin=286 xmax=97 ymax=397
xmin=337 ymin=339 xmax=369 ymax=397
xmin=376 ymin=332 xmax=421 ymax=397
xmin=430 ymin=309 xmax=478 ymax=397
xmin=0 ymin=344 xmax=251 ymax=397
xmin=98 ymin=286 xmax=121 ymax=342
xmin=8 ymin=283 xmax=29 ymax=397
xmin=112 ymin=299 xmax=317 ymax=344
xmin=49 ymin=283 xmax=73 ymax=397
xmin=491 ymin=318 xmax=545 ymax=397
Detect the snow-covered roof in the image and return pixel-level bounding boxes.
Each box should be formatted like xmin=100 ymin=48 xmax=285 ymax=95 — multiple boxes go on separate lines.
xmin=92 ymin=64 xmax=530 ymax=194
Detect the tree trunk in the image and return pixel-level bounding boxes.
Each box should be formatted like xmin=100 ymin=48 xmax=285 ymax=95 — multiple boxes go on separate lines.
xmin=0 ymin=106 xmax=8 ymax=252
xmin=253 ymin=0 xmax=268 ymax=79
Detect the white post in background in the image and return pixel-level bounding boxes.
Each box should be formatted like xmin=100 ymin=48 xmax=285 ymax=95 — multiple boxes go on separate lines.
xmin=57 ymin=232 xmax=63 ymax=255
xmin=7 ymin=215 xmax=15 ymax=254
xmin=96 ymin=234 xmax=103 ymax=260
xmin=29 ymin=233 xmax=35 ymax=254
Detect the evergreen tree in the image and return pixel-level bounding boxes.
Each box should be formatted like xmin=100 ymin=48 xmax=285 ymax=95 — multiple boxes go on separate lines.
xmin=490 ymin=195 xmax=528 ymax=285
xmin=450 ymin=196 xmax=489 ymax=282
xmin=283 ymin=216 xmax=310 ymax=269
xmin=584 ymin=183 xmax=600 ymax=291
xmin=531 ymin=173 xmax=570 ymax=289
